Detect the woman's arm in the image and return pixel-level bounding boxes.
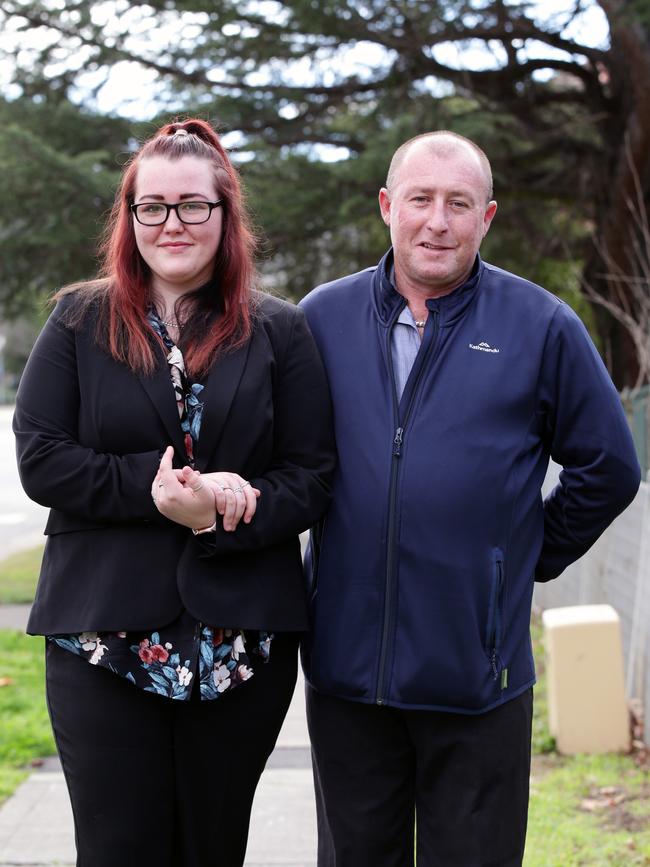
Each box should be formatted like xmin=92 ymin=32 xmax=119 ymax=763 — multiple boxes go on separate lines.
xmin=13 ymin=301 xmax=164 ymax=524
xmin=195 ymin=305 xmax=336 ymax=554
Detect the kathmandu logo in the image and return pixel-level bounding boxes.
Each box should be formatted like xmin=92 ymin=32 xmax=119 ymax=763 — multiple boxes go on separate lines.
xmin=469 ymin=341 xmax=500 ymax=354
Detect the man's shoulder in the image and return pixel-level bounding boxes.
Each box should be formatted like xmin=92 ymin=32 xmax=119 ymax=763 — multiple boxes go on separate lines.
xmin=481 ymin=261 xmax=566 ymax=317
xmin=483 ymin=262 xmax=558 ymax=301
xmin=300 ymin=266 xmax=377 ymax=313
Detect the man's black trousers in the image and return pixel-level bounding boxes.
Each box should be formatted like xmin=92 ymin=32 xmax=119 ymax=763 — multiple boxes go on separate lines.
xmin=307 ymin=684 xmax=533 ymax=867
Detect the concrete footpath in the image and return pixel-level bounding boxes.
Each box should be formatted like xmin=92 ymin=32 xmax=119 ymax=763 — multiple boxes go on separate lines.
xmin=0 ymin=605 xmax=317 ymax=867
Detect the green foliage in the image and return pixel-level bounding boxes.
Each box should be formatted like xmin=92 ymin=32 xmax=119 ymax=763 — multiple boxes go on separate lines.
xmin=0 ymin=546 xmax=43 ymax=604
xmin=0 ymin=630 xmax=55 ymax=803
xmin=530 ymin=614 xmax=556 ymax=756
xmin=0 ymin=98 xmax=130 ymax=316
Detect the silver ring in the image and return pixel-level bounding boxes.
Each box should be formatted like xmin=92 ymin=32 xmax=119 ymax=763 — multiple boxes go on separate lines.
xmin=233 ymin=486 xmax=243 ymax=494
xmin=158 ymin=482 xmax=165 ymax=488
xmin=222 ymin=486 xmax=233 ymax=492
xmin=241 ymin=481 xmax=251 ymax=489
xmin=217 ymin=483 xmax=226 ymax=491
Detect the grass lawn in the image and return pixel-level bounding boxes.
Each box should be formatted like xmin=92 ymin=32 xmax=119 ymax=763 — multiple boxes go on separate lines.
xmin=0 ymin=629 xmax=54 ymax=802
xmin=0 ymin=546 xmax=42 ymax=603
xmin=526 ymin=753 xmax=650 ymax=865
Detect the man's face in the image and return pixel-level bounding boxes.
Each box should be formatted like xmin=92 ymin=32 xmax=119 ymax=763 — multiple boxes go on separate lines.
xmin=378 ymin=140 xmax=497 ymax=298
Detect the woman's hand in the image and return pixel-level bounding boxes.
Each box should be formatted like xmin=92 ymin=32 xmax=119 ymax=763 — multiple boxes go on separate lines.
xmin=151 ymin=448 xmax=261 ymax=532
xmin=200 ymin=472 xmax=261 ymax=530
xmin=151 ymin=447 xmax=216 ymax=531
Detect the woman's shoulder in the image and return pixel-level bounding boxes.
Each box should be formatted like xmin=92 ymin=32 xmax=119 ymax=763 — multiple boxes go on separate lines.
xmin=251 ymin=290 xmax=305 ymax=332
xmin=51 ymin=280 xmax=109 ymax=329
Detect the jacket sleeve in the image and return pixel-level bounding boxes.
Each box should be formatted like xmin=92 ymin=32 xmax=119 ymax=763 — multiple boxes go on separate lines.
xmin=196 ymin=305 xmax=336 ymax=556
xmin=535 ymin=303 xmax=641 ymax=581
xmin=13 ymin=300 xmax=163 ymax=524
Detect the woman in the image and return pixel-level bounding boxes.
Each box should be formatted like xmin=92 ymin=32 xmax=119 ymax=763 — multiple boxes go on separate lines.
xmin=13 ymin=118 xmax=335 ymax=866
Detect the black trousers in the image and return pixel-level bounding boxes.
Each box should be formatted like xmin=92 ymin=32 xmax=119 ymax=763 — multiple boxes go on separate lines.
xmin=45 ymin=633 xmax=299 ymax=867
xmin=306 ymin=685 xmax=533 ymax=867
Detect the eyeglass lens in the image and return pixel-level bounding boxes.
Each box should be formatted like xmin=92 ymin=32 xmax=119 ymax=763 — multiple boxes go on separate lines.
xmin=135 ymin=202 xmax=212 ymax=225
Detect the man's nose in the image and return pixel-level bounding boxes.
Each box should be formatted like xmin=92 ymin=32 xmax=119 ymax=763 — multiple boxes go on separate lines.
xmin=425 ymin=201 xmax=448 ymax=231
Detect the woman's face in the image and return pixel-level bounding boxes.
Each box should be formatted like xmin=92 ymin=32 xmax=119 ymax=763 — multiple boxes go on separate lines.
xmin=132 ymin=155 xmax=223 ymax=299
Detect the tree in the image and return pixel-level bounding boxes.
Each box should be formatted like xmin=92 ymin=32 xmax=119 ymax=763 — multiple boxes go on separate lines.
xmin=1 ymin=0 xmax=648 ymax=383
xmin=0 ymin=97 xmax=131 ymax=316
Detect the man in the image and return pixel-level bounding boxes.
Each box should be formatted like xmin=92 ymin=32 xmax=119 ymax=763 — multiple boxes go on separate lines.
xmin=299 ymin=131 xmax=641 ymax=867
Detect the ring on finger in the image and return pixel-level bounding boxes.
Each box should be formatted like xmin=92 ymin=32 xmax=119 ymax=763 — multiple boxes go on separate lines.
xmin=158 ymin=482 xmax=165 ymax=488
xmin=222 ymin=486 xmax=233 ymax=492
xmin=233 ymin=487 xmax=243 ymax=494
xmin=240 ymin=481 xmax=251 ymax=489
xmin=192 ymin=482 xmax=204 ymax=492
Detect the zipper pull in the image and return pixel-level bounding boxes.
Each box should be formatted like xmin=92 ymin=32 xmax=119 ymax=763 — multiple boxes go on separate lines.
xmin=491 ymin=650 xmax=499 ymax=681
xmin=393 ymin=426 xmax=404 ymax=457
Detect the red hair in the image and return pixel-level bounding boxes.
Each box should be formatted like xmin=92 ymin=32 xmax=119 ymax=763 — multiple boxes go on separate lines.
xmin=59 ymin=118 xmax=257 ymax=376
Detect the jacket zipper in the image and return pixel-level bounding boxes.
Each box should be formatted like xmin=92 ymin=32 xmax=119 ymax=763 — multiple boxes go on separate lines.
xmin=488 ymin=557 xmax=505 ymax=681
xmin=375 ymin=309 xmax=440 ymax=705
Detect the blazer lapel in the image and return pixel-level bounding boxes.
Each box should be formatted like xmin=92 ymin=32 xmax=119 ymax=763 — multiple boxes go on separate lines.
xmin=194 ymin=340 xmax=251 ymax=470
xmin=137 ymin=352 xmax=187 ymax=460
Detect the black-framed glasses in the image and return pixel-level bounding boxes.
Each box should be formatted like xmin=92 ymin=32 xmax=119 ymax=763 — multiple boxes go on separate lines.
xmin=130 ymin=200 xmax=223 ymax=226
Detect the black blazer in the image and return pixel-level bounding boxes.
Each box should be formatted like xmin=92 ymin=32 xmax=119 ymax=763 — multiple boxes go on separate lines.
xmin=14 ymin=292 xmax=335 ymax=635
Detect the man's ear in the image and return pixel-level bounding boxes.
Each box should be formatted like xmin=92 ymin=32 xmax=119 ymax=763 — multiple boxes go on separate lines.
xmin=379 ymin=187 xmax=391 ymax=226
xmin=483 ymin=200 xmax=498 ymax=238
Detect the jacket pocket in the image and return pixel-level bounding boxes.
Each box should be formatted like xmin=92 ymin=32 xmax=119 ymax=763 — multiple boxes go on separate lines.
xmin=485 ymin=549 xmax=506 ymax=682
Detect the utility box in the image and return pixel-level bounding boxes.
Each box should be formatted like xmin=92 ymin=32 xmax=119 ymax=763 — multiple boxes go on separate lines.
xmin=542 ymin=604 xmax=630 ymax=754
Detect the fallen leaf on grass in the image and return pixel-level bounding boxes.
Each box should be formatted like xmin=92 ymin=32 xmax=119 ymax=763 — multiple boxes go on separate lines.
xmin=580 ymin=786 xmax=626 ymax=812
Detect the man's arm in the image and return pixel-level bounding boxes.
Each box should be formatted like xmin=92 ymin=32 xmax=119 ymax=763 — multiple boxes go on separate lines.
xmin=535 ymin=303 xmax=641 ymax=581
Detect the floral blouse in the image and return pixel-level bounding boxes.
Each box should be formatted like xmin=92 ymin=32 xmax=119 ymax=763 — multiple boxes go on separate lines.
xmin=49 ymin=311 xmax=272 ymax=701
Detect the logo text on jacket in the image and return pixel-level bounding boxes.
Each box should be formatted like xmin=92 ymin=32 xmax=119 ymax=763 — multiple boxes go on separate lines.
xmin=469 ymin=341 xmax=500 ymax=354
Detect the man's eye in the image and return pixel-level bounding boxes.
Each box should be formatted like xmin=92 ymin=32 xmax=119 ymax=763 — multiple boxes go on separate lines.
xmin=450 ymin=200 xmax=469 ymax=208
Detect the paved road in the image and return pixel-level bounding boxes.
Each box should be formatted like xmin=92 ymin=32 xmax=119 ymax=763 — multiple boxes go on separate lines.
xmin=0 ymin=406 xmax=48 ymax=559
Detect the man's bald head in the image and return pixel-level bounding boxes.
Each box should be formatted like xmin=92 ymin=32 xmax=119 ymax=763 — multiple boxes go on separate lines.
xmin=385 ymin=131 xmax=494 ymax=202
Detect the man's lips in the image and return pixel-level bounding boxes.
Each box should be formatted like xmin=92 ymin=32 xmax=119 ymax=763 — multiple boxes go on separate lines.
xmin=418 ymin=242 xmax=453 ymax=251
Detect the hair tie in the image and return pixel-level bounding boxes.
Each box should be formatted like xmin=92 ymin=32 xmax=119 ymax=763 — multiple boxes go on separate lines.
xmin=172 ymin=128 xmax=190 ymax=137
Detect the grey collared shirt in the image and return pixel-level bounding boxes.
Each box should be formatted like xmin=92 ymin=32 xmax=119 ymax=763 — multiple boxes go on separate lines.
xmin=391 ymin=305 xmax=422 ymax=401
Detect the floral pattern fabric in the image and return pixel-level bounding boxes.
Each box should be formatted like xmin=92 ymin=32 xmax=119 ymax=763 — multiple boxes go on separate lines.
xmin=49 ymin=615 xmax=271 ymax=700
xmin=49 ymin=311 xmax=273 ymax=701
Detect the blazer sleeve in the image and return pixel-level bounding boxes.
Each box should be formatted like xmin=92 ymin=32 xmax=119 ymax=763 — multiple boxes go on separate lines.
xmin=13 ymin=300 xmax=163 ymax=524
xmin=196 ymin=304 xmax=336 ymax=556
xmin=535 ymin=303 xmax=641 ymax=581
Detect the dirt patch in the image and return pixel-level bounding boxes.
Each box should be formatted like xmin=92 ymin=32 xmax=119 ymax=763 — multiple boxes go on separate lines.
xmin=580 ymin=783 xmax=650 ymax=833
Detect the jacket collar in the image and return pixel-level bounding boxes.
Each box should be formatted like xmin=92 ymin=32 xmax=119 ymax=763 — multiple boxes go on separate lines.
xmin=371 ymin=248 xmax=485 ymax=327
